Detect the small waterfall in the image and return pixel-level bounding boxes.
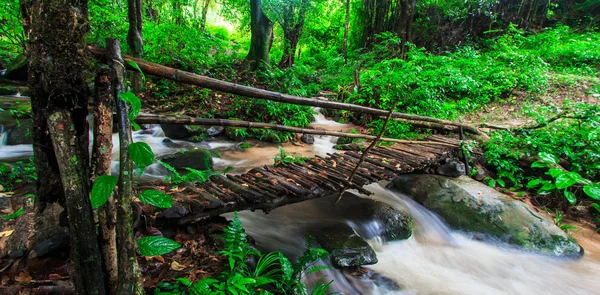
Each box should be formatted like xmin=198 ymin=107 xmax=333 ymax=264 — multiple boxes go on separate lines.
xmin=0 ymin=125 xmax=7 ymax=147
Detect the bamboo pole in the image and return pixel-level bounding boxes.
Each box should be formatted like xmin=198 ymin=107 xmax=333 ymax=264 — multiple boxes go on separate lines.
xmin=87 ymin=46 xmax=485 ymax=137
xmin=135 ymin=115 xmax=459 ymax=147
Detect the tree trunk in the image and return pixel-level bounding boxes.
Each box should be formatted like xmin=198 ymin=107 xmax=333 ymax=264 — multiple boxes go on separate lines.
xmin=278 ymin=28 xmax=301 ymax=68
xmin=106 ymin=39 xmax=144 ymax=295
xmin=278 ymin=0 xmax=309 ymax=69
xmin=200 ymin=0 xmax=211 ymax=31
xmin=343 ymin=0 xmax=350 ymax=64
xmin=27 ymin=1 xmax=105 ymax=293
xmin=92 ymin=66 xmax=118 ymax=295
xmin=127 ymin=0 xmax=143 ymax=93
xmin=245 ymin=0 xmax=273 ymax=70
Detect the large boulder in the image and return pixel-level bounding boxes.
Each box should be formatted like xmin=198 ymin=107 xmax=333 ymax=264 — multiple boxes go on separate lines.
xmin=391 ymin=174 xmax=583 ymax=257
xmin=161 ymin=148 xmax=214 ymax=171
xmin=7 ymin=119 xmax=34 ymax=145
xmin=161 ymin=124 xmax=192 ymax=139
xmin=300 ymin=134 xmax=314 ymax=144
xmin=315 ymin=224 xmax=378 ymax=268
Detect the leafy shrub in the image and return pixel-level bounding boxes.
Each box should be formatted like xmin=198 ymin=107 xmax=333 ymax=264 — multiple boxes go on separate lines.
xmin=154 ymin=212 xmax=332 ymax=295
xmin=0 ymin=157 xmax=37 ymax=191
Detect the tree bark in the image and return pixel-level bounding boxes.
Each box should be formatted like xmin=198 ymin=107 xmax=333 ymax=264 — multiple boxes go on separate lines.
xmin=106 ymin=39 xmax=144 ymax=295
xmin=135 ymin=115 xmax=458 ymax=146
xmin=278 ymin=0 xmax=309 ymax=68
xmin=27 ymin=1 xmax=105 ymax=293
xmin=343 ymin=0 xmax=350 ymax=64
xmin=92 ymin=66 xmax=118 ymax=295
xmin=48 ymin=111 xmax=106 ymax=295
xmin=245 ymin=0 xmax=274 ymax=70
xmin=200 ymin=0 xmax=211 ymax=30
xmin=127 ymin=0 xmax=143 ymax=93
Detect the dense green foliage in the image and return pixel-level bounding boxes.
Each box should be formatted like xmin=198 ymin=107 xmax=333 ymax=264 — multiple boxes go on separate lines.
xmin=155 ymin=213 xmax=332 ymax=295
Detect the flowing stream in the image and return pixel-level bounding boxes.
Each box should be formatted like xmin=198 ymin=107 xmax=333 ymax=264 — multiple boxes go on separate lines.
xmin=2 ymin=102 xmax=600 ymax=294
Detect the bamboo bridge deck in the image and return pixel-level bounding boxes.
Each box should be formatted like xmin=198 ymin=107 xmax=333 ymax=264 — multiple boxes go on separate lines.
xmin=147 ymin=135 xmax=460 ymax=224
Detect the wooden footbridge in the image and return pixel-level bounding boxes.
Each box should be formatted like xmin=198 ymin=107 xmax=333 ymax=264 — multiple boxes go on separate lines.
xmin=145 ymin=135 xmax=460 ymax=224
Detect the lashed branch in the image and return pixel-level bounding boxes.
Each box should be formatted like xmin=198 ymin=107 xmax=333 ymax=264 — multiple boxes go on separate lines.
xmin=87 ymin=46 xmax=486 ymax=137
xmin=135 ymin=115 xmax=458 ymax=147
xmin=334 ymin=101 xmax=400 ymax=204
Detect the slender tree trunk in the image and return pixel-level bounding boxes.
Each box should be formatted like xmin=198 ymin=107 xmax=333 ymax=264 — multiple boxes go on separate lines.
xmin=92 ymin=66 xmax=118 ymax=295
xmin=245 ymin=0 xmax=273 ymax=70
xmin=200 ymin=0 xmax=211 ymax=31
xmin=27 ymin=1 xmax=105 ymax=293
xmin=279 ymin=29 xmax=301 ymax=68
xmin=343 ymin=0 xmax=350 ymax=64
xmin=127 ymin=0 xmax=143 ymax=93
xmin=106 ymin=39 xmax=144 ymax=295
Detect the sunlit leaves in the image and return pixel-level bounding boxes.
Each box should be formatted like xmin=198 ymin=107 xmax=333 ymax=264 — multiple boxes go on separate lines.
xmin=128 ymin=142 xmax=155 ymax=170
xmin=139 ymin=190 xmax=174 ymax=208
xmin=90 ymin=175 xmax=118 ymax=209
xmin=137 ymin=236 xmax=181 ymax=256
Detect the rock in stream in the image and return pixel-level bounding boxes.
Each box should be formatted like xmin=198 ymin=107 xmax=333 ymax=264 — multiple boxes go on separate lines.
xmin=391 ymin=174 xmax=583 ymax=257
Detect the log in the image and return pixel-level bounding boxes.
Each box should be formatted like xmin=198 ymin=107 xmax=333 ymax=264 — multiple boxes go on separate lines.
xmin=87 ymin=46 xmax=485 ymax=137
xmin=135 ymin=115 xmax=458 ymax=147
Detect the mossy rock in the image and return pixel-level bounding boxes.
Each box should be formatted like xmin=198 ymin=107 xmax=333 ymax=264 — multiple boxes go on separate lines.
xmin=391 ymin=174 xmax=583 ymax=257
xmin=161 ymin=148 xmax=214 ymax=171
xmin=315 ymin=224 xmax=378 ymax=268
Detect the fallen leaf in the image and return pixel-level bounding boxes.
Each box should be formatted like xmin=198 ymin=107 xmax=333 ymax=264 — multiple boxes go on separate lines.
xmin=171 ymin=261 xmax=186 ymax=271
xmin=154 ymin=255 xmax=165 ymax=263
xmin=15 ymin=270 xmax=32 ymax=283
xmin=0 ymin=230 xmax=14 ymax=238
xmin=48 ymin=273 xmax=63 ymax=280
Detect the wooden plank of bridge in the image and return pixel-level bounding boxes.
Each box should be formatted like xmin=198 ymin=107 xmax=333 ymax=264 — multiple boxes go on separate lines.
xmin=142 ymin=136 xmax=460 ymax=224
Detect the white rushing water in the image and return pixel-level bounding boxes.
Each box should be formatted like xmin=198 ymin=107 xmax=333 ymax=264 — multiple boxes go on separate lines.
xmin=230 ymin=183 xmax=600 ymax=295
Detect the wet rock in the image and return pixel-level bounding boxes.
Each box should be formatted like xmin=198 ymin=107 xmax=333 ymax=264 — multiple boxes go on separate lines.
xmin=161 ymin=124 xmax=192 ymax=139
xmin=161 ymin=148 xmax=214 ymax=171
xmin=161 ymin=138 xmax=184 ymax=149
xmin=371 ymin=201 xmax=412 ymax=241
xmin=3 ymin=54 xmax=28 ymax=81
xmin=158 ymin=206 xmax=190 ymax=219
xmin=436 ymin=160 xmax=465 ymax=177
xmin=301 ymin=134 xmax=314 ymax=144
xmin=225 ymin=127 xmax=245 ymax=141
xmin=6 ymin=119 xmax=34 ymax=145
xmin=315 ymin=224 xmax=378 ymax=268
xmin=336 ymin=136 xmax=354 ymax=145
xmin=207 ymin=126 xmax=225 ymax=137
xmin=391 ymin=174 xmax=583 ymax=257
xmin=335 ymin=143 xmax=367 ymax=151
xmin=474 ymin=163 xmax=490 ymax=181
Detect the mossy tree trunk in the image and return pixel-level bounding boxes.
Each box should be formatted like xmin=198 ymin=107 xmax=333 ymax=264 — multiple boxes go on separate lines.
xmin=92 ymin=66 xmax=118 ymax=294
xmin=25 ymin=0 xmax=105 ymax=294
xmin=127 ymin=0 xmax=143 ymax=93
xmin=106 ymin=39 xmax=144 ymax=295
xmin=245 ymin=0 xmax=273 ymax=71
xmin=278 ymin=0 xmax=309 ymax=69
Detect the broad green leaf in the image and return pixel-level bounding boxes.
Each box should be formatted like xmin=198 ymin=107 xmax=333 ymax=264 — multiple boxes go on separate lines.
xmin=139 ymin=190 xmax=174 ymax=208
xmin=2 ymin=207 xmax=23 ymax=220
xmin=90 ymin=175 xmax=118 ymax=209
xmin=126 ymin=60 xmax=146 ymax=81
xmin=538 ymin=182 xmax=556 ymax=193
xmin=564 ymin=190 xmax=577 ymax=205
xmin=538 ymin=152 xmax=558 ymax=165
xmin=128 ymin=142 xmax=155 ymax=169
xmin=137 ymin=236 xmax=181 ymax=256
xmin=118 ymin=91 xmax=142 ymax=121
xmin=526 ymin=179 xmax=544 ymax=188
xmin=531 ymin=161 xmax=550 ymax=168
xmin=496 ymin=178 xmax=506 ymax=188
xmin=555 ymin=172 xmax=582 ymax=189
xmin=487 ymin=179 xmax=496 ymax=188
xmin=591 ymin=203 xmax=600 ymax=213
xmin=583 ymin=184 xmax=600 ymax=200
xmin=546 ymin=168 xmax=565 ymax=178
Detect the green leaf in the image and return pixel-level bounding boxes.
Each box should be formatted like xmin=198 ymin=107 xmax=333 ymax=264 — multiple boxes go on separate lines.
xmin=90 ymin=175 xmax=118 ymax=209
xmin=538 ymin=182 xmax=556 ymax=193
xmin=591 ymin=203 xmax=600 ymax=213
xmin=555 ymin=172 xmax=582 ymax=189
xmin=583 ymin=184 xmax=600 ymax=200
xmin=137 ymin=236 xmax=181 ymax=256
xmin=139 ymin=190 xmax=174 ymax=208
xmin=531 ymin=161 xmax=550 ymax=168
xmin=564 ymin=190 xmax=577 ymax=205
xmin=118 ymin=91 xmax=142 ymax=121
xmin=487 ymin=179 xmax=496 ymax=188
xmin=538 ymin=152 xmax=558 ymax=165
xmin=128 ymin=142 xmax=155 ymax=170
xmin=126 ymin=60 xmax=146 ymax=82
xmin=526 ymin=179 xmax=544 ymax=188
xmin=546 ymin=168 xmax=565 ymax=178
xmin=2 ymin=207 xmax=24 ymax=220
